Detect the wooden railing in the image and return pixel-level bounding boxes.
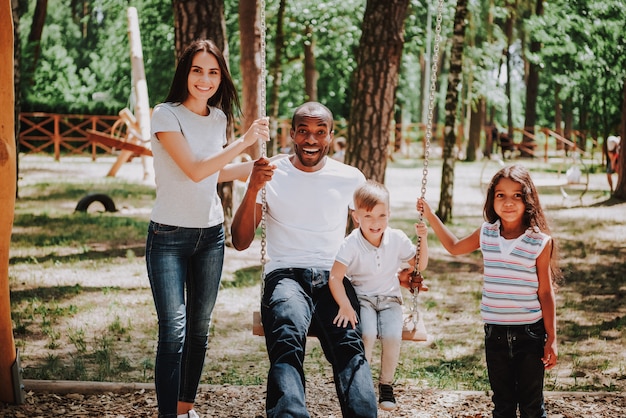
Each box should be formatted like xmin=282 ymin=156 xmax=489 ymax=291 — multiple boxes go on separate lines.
xmin=20 ymin=112 xmax=596 ymax=163
xmin=19 ymin=113 xmax=121 ymax=161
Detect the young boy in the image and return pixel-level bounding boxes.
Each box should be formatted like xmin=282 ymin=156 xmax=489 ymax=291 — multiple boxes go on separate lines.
xmin=329 ymin=180 xmax=429 ymax=411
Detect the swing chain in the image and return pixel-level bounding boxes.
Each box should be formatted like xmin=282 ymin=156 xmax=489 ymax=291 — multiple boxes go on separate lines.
xmin=410 ymin=0 xmax=445 ymax=317
xmin=259 ymin=0 xmax=268 ymax=282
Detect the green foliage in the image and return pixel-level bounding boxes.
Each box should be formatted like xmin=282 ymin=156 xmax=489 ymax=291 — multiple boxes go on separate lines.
xmin=529 ymin=0 xmax=626 ymax=135
xmin=19 ymin=0 xmax=174 ymax=113
xmin=16 ymin=0 xmax=625 ymax=138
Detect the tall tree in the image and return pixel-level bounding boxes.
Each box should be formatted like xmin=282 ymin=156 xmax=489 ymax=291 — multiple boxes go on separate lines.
xmin=614 ymin=80 xmax=626 ymax=200
xmin=173 ymin=0 xmax=226 ymax=59
xmin=24 ymin=0 xmax=47 ymax=86
xmin=238 ymin=0 xmax=263 ymax=159
xmin=437 ymin=0 xmax=469 ymax=223
xmin=521 ymin=0 xmax=542 ymax=157
xmin=347 ymin=0 xmax=410 ymax=182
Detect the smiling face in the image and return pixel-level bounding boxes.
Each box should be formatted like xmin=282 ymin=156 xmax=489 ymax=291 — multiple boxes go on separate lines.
xmin=492 ymin=177 xmax=526 ymax=227
xmin=182 ymin=51 xmax=221 ymax=115
xmin=289 ymin=106 xmax=334 ymax=172
xmin=352 ymin=202 xmax=389 ymax=247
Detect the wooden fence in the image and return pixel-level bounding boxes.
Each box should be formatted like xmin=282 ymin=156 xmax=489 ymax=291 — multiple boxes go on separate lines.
xmin=18 ymin=112 xmax=596 ymax=162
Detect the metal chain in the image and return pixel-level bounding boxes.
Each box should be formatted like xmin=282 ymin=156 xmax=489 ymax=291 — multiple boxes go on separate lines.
xmin=259 ymin=0 xmax=268 ymax=283
xmin=410 ymin=0 xmax=445 ymax=317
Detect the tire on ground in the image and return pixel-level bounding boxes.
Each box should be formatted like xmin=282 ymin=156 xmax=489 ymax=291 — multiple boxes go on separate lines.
xmin=75 ymin=193 xmax=117 ymax=213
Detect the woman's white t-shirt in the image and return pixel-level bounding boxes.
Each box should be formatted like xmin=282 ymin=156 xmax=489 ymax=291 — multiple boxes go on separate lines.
xmin=150 ymin=102 xmax=227 ymax=228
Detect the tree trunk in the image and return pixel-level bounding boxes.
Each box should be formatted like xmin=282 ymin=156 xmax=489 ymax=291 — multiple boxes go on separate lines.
xmin=554 ymin=84 xmax=563 ymax=150
xmin=303 ymin=24 xmax=318 ymax=102
xmin=521 ymin=0 xmax=542 ymax=157
xmin=467 ymin=97 xmax=483 ymax=161
xmin=437 ymin=0 xmax=468 ymax=223
xmin=504 ymin=2 xmax=514 ymax=141
xmin=239 ymin=0 xmax=263 ymax=159
xmin=24 ymin=0 xmax=47 ymax=85
xmin=173 ymin=0 xmax=226 ymax=60
xmin=614 ymin=79 xmax=626 ymax=200
xmin=564 ymin=96 xmax=573 ymax=152
xmin=172 ymin=0 xmax=236 ymax=243
xmin=348 ymin=0 xmax=410 ymax=183
xmin=268 ymin=0 xmax=286 ymax=156
xmin=0 ymin=0 xmax=19 ymax=403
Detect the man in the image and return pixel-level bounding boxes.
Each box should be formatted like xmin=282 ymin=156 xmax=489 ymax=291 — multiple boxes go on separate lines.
xmin=231 ymin=102 xmax=377 ymax=418
xmin=607 ymin=135 xmax=621 ymax=193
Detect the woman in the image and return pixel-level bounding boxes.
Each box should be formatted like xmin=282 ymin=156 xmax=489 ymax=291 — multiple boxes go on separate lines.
xmin=146 ymin=39 xmax=269 ymax=418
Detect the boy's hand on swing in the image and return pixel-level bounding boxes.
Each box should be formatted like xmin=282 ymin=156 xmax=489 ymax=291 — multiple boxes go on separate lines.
xmin=333 ymin=305 xmax=358 ymax=329
xmin=399 ymin=268 xmax=429 ymax=292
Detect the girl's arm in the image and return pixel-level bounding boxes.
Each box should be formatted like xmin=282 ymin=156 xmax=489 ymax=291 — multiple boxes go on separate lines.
xmin=157 ymin=117 xmax=269 ymax=183
xmin=329 ymin=261 xmax=358 ymax=329
xmin=417 ymin=198 xmax=480 ymax=255
xmin=537 ymin=239 xmax=558 ymax=370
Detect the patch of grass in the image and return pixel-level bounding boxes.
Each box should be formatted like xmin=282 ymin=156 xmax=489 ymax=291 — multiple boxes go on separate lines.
xmin=9 ymin=156 xmax=626 ymax=393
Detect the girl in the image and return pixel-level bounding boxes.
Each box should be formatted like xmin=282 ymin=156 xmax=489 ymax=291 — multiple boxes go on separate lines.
xmin=146 ymin=39 xmax=269 ymax=418
xmin=418 ymin=164 xmax=560 ymax=418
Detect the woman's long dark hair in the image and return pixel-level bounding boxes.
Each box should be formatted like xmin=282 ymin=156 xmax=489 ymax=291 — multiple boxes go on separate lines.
xmin=164 ymin=39 xmax=241 ymax=126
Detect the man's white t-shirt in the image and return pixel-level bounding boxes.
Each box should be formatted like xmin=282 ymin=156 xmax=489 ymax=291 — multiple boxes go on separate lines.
xmin=258 ymin=157 xmax=366 ymax=274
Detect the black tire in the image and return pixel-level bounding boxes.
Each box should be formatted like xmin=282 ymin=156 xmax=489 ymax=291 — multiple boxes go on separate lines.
xmin=75 ymin=193 xmax=117 ymax=213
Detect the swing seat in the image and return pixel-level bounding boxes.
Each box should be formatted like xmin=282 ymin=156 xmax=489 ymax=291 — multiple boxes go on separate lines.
xmin=402 ymin=312 xmax=428 ymax=341
xmin=252 ymin=310 xmax=429 ymax=341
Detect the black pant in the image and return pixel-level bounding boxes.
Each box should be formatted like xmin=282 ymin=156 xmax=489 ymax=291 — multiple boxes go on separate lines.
xmin=484 ymin=320 xmax=547 ymax=418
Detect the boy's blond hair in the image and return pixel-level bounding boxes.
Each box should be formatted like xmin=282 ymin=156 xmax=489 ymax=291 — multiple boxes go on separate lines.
xmin=353 ymin=180 xmax=389 ymax=211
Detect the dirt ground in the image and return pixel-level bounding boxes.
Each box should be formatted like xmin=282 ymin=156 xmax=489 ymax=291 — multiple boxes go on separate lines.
xmin=2 ymin=155 xmax=625 ymax=417
xmin=2 ymin=379 xmax=625 ymax=417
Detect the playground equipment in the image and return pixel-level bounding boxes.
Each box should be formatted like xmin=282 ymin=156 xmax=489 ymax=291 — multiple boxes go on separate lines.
xmin=87 ymin=7 xmax=152 ymax=180
xmin=251 ymin=0 xmax=446 ymax=343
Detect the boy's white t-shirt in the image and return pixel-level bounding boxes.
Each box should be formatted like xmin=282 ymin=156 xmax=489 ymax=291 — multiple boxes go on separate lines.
xmin=258 ymin=157 xmax=366 ymax=274
xmin=149 ymin=102 xmax=227 ymax=228
xmin=335 ymin=227 xmax=416 ymax=298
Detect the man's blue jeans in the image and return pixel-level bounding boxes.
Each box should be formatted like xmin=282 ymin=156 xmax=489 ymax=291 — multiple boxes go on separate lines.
xmin=146 ymin=221 xmax=225 ymax=418
xmin=484 ymin=320 xmax=547 ymax=418
xmin=261 ymin=268 xmax=378 ymax=418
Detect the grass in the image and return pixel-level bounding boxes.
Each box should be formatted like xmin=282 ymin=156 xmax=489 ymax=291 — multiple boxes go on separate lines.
xmin=8 ymin=154 xmax=626 ymax=392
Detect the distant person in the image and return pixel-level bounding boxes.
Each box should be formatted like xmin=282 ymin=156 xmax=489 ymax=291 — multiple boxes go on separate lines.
xmin=328 ymin=180 xmax=429 ymax=411
xmin=231 ymin=102 xmax=377 ymax=417
xmin=606 ymin=135 xmax=621 ymax=193
xmin=332 ymin=136 xmax=347 ymax=163
xmin=418 ymin=164 xmax=561 ymax=418
xmin=146 ymin=39 xmax=269 ymax=418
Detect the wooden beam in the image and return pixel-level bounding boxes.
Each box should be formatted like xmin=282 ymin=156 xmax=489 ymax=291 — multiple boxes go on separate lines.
xmin=87 ymin=130 xmax=152 ymax=157
xmin=0 ymin=0 xmax=22 ymax=404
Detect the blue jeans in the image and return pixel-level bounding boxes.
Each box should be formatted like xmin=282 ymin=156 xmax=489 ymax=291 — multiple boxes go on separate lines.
xmin=358 ymin=295 xmax=403 ymax=385
xmin=261 ymin=268 xmax=377 ymax=418
xmin=484 ymin=320 xmax=547 ymax=418
xmin=146 ymin=221 xmax=225 ymax=418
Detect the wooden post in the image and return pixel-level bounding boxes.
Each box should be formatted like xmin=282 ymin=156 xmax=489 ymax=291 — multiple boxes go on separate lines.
xmin=0 ymin=0 xmax=23 ymax=404
xmin=107 ymin=7 xmax=151 ymax=179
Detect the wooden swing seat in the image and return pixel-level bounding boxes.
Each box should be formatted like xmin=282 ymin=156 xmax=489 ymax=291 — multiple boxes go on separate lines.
xmin=87 ymin=129 xmax=152 ymax=157
xmin=252 ymin=310 xmax=428 ymax=341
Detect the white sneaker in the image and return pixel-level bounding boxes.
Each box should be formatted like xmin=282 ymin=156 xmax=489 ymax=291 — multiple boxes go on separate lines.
xmin=177 ymin=411 xmax=200 ymax=418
